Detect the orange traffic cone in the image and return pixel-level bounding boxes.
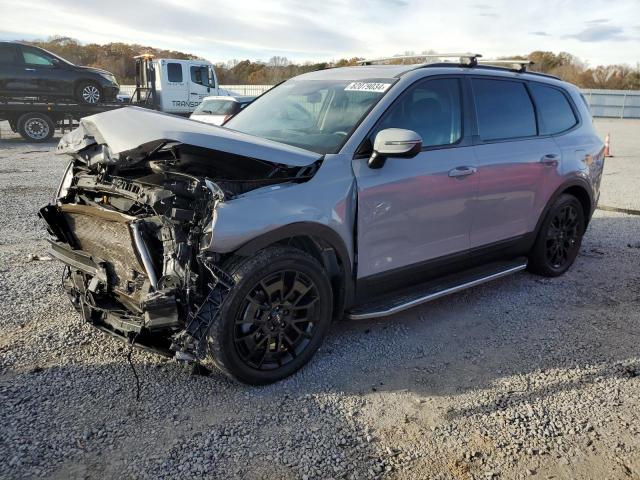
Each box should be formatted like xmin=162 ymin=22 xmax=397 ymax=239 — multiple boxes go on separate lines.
xmin=604 ymin=133 xmax=613 ymax=157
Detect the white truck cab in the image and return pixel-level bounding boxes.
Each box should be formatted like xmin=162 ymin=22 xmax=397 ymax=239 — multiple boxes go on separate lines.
xmin=133 ymin=55 xmax=229 ymax=115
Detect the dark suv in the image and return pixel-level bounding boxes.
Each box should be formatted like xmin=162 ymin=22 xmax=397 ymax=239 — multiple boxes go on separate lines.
xmin=41 ymin=54 xmax=604 ymax=384
xmin=0 ymin=41 xmax=119 ymax=104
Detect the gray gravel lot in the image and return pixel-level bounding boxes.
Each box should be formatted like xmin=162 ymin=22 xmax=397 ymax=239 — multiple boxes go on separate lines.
xmin=0 ymin=119 xmax=639 ymax=480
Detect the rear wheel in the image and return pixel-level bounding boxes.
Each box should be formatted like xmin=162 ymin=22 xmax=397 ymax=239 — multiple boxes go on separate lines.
xmin=17 ymin=112 xmax=55 ymax=142
xmin=528 ymin=194 xmax=585 ymax=277
xmin=207 ymin=246 xmax=333 ymax=385
xmin=76 ymin=81 xmax=102 ymax=104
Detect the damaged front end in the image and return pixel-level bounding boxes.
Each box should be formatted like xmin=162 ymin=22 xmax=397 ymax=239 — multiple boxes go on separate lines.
xmin=40 ymin=107 xmax=321 ymax=358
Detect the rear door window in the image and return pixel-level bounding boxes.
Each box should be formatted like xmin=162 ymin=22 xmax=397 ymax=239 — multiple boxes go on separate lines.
xmin=167 ymin=63 xmax=183 ymax=82
xmin=529 ymin=83 xmax=577 ymax=134
xmin=195 ymin=99 xmax=236 ymax=115
xmin=472 ymin=78 xmax=536 ymax=141
xmin=0 ymin=44 xmax=17 ymax=64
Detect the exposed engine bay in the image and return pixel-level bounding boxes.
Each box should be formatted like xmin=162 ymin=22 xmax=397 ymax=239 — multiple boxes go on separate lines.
xmin=40 ymin=126 xmax=319 ymax=358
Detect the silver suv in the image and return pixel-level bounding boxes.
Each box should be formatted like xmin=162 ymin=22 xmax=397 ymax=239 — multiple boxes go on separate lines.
xmin=41 ymin=55 xmax=604 ymax=384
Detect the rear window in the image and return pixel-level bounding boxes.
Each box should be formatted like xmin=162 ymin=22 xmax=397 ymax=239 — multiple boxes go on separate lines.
xmin=0 ymin=44 xmax=16 ymax=64
xmin=529 ymin=84 xmax=577 ymax=134
xmin=167 ymin=63 xmax=183 ymax=82
xmin=472 ymin=79 xmax=537 ymax=141
xmin=194 ymin=99 xmax=237 ymax=115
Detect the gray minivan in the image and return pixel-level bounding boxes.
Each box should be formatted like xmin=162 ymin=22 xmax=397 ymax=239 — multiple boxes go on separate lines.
xmin=41 ymin=55 xmax=604 ymax=384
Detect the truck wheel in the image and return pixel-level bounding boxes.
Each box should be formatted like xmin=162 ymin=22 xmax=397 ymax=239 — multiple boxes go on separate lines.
xmin=207 ymin=246 xmax=333 ymax=385
xmin=76 ymin=81 xmax=102 ymax=104
xmin=17 ymin=113 xmax=55 ymax=142
xmin=528 ymin=194 xmax=585 ymax=277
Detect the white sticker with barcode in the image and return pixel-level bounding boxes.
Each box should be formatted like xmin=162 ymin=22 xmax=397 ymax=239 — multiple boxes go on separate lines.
xmin=344 ymin=82 xmax=391 ymax=93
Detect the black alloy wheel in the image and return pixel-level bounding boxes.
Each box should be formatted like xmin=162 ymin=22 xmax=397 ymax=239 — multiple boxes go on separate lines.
xmin=207 ymin=246 xmax=333 ymax=384
xmin=545 ymin=203 xmax=581 ymax=269
xmin=528 ymin=194 xmax=585 ymax=277
xmin=234 ymin=270 xmax=319 ymax=370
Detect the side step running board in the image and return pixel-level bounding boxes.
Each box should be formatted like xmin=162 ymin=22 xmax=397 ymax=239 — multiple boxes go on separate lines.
xmin=347 ymin=257 xmax=528 ymax=320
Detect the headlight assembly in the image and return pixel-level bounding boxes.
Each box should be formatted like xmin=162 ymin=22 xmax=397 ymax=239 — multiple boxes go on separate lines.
xmin=99 ymin=73 xmax=117 ymax=84
xmin=56 ymin=161 xmax=74 ymax=200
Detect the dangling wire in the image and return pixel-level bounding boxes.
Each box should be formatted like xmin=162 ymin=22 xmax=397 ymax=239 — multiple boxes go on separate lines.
xmin=127 ymin=329 xmax=143 ymax=401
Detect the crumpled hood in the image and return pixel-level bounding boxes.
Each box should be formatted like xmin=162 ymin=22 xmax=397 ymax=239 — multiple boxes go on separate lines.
xmin=56 ymin=106 xmax=322 ymax=167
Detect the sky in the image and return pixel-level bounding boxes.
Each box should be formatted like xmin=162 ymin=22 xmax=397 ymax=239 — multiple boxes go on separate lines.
xmin=0 ymin=0 xmax=639 ymax=67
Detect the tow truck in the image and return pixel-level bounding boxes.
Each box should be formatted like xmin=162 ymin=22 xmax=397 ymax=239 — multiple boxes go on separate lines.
xmin=131 ymin=54 xmax=228 ymax=115
xmin=0 ymin=54 xmax=226 ymax=142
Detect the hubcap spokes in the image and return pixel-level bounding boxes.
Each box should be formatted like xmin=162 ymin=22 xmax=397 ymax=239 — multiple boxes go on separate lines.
xmin=25 ymin=119 xmax=48 ymax=139
xmin=234 ymin=270 xmax=319 ymax=370
xmin=82 ymin=86 xmax=100 ymax=103
xmin=545 ymin=205 xmax=579 ymax=268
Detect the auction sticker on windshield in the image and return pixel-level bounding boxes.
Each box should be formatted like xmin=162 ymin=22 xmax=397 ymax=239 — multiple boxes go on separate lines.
xmin=344 ymin=82 xmax=391 ymax=93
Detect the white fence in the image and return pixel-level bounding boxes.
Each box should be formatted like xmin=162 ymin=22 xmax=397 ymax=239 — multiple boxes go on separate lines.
xmin=581 ymin=89 xmax=640 ymax=119
xmin=117 ymin=85 xmax=640 ymax=119
xmin=220 ymin=84 xmax=274 ymax=96
xmin=118 ymin=84 xmax=273 ymax=97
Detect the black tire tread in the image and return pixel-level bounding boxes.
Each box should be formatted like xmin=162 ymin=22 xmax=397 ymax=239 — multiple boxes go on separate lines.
xmin=207 ymin=246 xmax=332 ymax=385
xmin=528 ymin=193 xmax=585 ymax=277
xmin=17 ymin=112 xmax=55 ymax=142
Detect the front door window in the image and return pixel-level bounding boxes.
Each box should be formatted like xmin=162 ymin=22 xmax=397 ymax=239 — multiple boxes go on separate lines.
xmin=374 ymin=78 xmax=462 ymax=147
xmin=21 ymin=47 xmax=55 ymax=67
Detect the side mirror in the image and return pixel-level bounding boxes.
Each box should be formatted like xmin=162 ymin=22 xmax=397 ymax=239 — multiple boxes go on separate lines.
xmin=51 ymin=58 xmax=61 ymax=68
xmin=368 ymin=128 xmax=422 ymax=169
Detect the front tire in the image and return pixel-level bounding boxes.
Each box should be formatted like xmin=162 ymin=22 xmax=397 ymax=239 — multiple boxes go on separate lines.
xmin=528 ymin=194 xmax=585 ymax=277
xmin=208 ymin=247 xmax=333 ymax=385
xmin=76 ymin=81 xmax=102 ymax=104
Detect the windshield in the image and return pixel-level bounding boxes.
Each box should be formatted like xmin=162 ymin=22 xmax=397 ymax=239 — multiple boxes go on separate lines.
xmin=224 ymin=79 xmax=394 ymax=154
xmin=40 ymin=47 xmax=75 ymax=66
xmin=194 ymin=99 xmax=237 ymax=115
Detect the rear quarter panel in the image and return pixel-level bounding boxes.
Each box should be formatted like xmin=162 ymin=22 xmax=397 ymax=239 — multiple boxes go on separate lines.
xmin=553 ymin=86 xmax=605 ymax=211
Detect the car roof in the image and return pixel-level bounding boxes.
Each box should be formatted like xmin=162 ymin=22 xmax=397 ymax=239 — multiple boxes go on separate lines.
xmin=294 ymin=63 xmax=569 ymax=88
xmin=297 ymin=65 xmax=415 ymax=81
xmin=1 ymin=41 xmax=27 ymax=46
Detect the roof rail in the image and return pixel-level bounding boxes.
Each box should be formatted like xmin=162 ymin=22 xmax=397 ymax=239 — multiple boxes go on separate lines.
xmin=478 ymin=59 xmax=534 ymax=73
xmin=359 ymin=53 xmax=482 ymax=67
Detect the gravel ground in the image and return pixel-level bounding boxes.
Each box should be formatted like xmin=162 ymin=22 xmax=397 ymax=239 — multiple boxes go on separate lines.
xmin=1 ymin=119 xmax=639 ymax=480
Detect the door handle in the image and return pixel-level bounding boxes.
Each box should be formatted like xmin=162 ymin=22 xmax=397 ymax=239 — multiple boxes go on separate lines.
xmin=24 ymin=68 xmax=36 ymax=72
xmin=448 ymin=166 xmax=477 ymax=178
xmin=540 ymin=153 xmax=559 ymax=166
xmin=190 ymin=92 xmax=199 ymax=95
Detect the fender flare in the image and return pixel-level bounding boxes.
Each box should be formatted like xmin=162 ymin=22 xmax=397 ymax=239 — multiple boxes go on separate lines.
xmin=234 ymin=222 xmax=355 ymax=314
xmin=534 ymin=177 xmax=594 ymax=239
